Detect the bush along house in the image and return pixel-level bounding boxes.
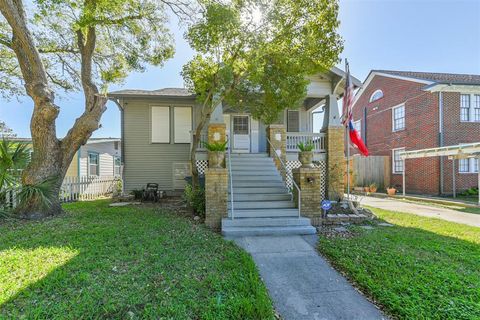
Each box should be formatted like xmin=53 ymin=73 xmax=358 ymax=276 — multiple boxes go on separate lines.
xmin=351 ymin=70 xmax=480 ymax=195
xmin=108 ymin=67 xmax=362 ymax=235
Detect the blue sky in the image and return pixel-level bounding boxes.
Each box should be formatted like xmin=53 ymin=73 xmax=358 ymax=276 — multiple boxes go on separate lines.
xmin=1 ymin=0 xmax=479 ymax=138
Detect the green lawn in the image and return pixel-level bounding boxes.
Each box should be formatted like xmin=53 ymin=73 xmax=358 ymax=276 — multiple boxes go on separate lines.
xmin=0 ymin=201 xmax=274 ymax=319
xmin=318 ymin=207 xmax=480 ymax=320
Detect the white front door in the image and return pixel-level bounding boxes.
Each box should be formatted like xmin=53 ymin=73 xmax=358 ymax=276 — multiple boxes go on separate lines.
xmin=232 ymin=115 xmax=250 ymax=153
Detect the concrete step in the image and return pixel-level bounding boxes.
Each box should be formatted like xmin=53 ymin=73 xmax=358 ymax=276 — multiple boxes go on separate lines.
xmin=233 ymin=181 xmax=285 ymax=187
xmin=231 ymin=170 xmax=280 ymax=176
xmin=232 ymin=187 xmax=289 ymax=194
xmin=229 ymin=208 xmax=299 ymax=218
xmin=229 ymin=200 xmax=295 ymax=209
xmin=229 ymin=158 xmax=274 ymax=163
xmin=230 ymin=165 xmax=277 ymax=171
xmin=230 ymin=153 xmax=268 ymax=158
xmin=232 ymin=175 xmax=283 ymax=182
xmin=222 ymin=217 xmax=312 ymax=228
xmin=222 ymin=225 xmax=316 ymax=237
xmin=230 ymin=193 xmax=292 ymax=201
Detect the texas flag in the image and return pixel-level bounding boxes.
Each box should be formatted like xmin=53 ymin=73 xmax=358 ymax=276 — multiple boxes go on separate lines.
xmin=348 ymin=120 xmax=369 ymax=156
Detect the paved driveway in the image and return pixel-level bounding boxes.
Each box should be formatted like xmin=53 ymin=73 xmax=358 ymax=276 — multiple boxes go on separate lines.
xmin=362 ymin=196 xmax=480 ymax=227
xmin=231 ymin=235 xmax=385 ymax=320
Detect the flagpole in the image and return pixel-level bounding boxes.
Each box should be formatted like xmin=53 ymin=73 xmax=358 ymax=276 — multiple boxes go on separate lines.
xmin=345 ymin=60 xmax=351 ymax=201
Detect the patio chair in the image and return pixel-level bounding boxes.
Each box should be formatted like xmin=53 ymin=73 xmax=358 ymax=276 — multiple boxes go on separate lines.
xmin=142 ymin=183 xmax=159 ymax=202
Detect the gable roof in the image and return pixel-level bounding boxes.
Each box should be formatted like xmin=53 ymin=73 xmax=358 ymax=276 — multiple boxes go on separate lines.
xmin=108 ymin=87 xmax=195 ymax=98
xmin=371 ymin=70 xmax=480 ymax=85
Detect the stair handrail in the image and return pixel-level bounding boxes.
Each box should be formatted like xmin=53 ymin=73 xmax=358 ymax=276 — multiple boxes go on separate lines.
xmin=227 ymin=135 xmax=235 ymax=220
xmin=266 ymin=137 xmax=301 ymax=218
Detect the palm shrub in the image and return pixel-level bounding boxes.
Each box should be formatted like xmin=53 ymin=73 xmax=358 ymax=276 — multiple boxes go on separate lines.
xmin=297 ymin=141 xmax=314 ymax=152
xmin=0 ymin=139 xmax=30 ymax=190
xmin=202 ymin=141 xmax=228 ymax=151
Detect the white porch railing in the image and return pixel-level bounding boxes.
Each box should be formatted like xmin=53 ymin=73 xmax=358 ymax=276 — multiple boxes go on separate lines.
xmin=286 ymin=132 xmax=326 ymax=153
xmin=192 ymin=131 xmax=209 ymax=151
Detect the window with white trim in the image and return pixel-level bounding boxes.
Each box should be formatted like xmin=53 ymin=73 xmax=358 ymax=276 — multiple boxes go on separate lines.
xmin=151 ymin=106 xmax=170 ymax=143
xmin=460 ymin=94 xmax=470 ymax=122
xmin=392 ymin=148 xmax=405 ymax=174
xmin=459 ymin=158 xmax=479 ymax=173
xmin=88 ymin=152 xmax=99 ymax=176
xmin=369 ymin=89 xmax=383 ymax=102
xmin=392 ymin=104 xmax=405 ymax=131
xmin=114 ymin=156 xmax=121 ymax=176
xmin=287 ymin=110 xmax=300 ymax=132
xmin=353 ymin=120 xmax=361 ymax=138
xmin=474 ymin=95 xmax=480 ymax=122
xmin=174 ymin=107 xmax=192 ymax=143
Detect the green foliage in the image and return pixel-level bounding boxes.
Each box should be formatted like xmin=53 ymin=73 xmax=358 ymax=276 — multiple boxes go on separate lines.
xmin=183 ymin=184 xmax=205 ymax=217
xmin=297 ymin=141 xmax=314 ymax=152
xmin=15 ymin=177 xmax=56 ymax=212
xmin=319 ymin=207 xmax=480 ymax=319
xmin=0 ymin=139 xmax=30 ymax=190
xmin=0 ymin=0 xmax=177 ymax=96
xmin=202 ymin=140 xmax=228 ymax=152
xmin=460 ymin=187 xmax=478 ymax=196
xmin=182 ymin=0 xmax=343 ymax=125
xmin=0 ymin=200 xmax=274 ymax=318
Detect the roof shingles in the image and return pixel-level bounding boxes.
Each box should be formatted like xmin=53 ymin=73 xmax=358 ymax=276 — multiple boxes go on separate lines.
xmin=373 ymin=70 xmax=480 ymax=85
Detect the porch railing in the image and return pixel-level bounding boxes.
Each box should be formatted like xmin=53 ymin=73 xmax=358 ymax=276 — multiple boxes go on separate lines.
xmin=192 ymin=131 xmax=209 ymax=151
xmin=286 ymin=132 xmax=326 ymax=153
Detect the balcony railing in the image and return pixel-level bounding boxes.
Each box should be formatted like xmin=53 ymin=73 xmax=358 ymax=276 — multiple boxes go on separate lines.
xmin=286 ymin=132 xmax=326 ymax=153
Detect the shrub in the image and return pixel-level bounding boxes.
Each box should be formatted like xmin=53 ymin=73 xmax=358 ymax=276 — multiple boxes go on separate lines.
xmin=202 ymin=141 xmax=228 ymax=151
xmin=297 ymin=141 xmax=314 ymax=152
xmin=183 ymin=184 xmax=205 ymax=217
xmin=460 ymin=187 xmax=478 ymax=196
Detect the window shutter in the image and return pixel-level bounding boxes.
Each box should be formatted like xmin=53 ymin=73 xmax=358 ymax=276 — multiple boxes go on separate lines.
xmin=151 ymin=106 xmax=170 ymax=143
xmin=174 ymin=107 xmax=192 ymax=143
xmin=287 ymin=110 xmax=300 ymax=132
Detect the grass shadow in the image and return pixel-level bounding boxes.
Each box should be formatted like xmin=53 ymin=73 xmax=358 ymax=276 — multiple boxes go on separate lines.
xmin=0 ymin=200 xmax=274 ymax=319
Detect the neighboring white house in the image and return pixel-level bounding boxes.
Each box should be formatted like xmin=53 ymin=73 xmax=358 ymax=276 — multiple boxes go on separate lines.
xmin=66 ymin=138 xmax=122 ymax=178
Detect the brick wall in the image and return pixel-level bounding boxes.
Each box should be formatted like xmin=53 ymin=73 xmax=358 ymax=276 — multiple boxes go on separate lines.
xmin=442 ymin=92 xmax=480 ymax=193
xmin=351 ymin=75 xmax=441 ymax=194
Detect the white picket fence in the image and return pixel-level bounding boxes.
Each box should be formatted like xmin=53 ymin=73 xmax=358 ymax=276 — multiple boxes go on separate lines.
xmin=1 ymin=176 xmax=122 ymax=209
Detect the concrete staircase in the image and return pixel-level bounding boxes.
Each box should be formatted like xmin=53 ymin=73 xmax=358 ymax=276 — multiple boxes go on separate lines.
xmin=222 ymin=153 xmax=316 ymax=237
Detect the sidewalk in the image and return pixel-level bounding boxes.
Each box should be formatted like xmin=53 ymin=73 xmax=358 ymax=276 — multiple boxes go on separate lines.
xmin=362 ymin=196 xmax=480 ymax=227
xmin=231 ymin=235 xmax=385 ymax=320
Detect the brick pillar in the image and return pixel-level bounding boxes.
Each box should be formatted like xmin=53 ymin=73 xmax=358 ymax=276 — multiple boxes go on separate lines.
xmin=321 ymin=94 xmax=345 ymax=200
xmin=205 ymin=168 xmax=228 ymax=230
xmin=267 ymin=124 xmax=286 ymax=178
xmin=292 ymin=167 xmax=322 ymax=226
xmin=326 ymin=127 xmax=345 ymax=200
xmin=208 ymin=123 xmax=226 ymax=144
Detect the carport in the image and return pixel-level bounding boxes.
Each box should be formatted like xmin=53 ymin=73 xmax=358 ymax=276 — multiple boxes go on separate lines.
xmin=399 ymin=143 xmax=480 ymax=205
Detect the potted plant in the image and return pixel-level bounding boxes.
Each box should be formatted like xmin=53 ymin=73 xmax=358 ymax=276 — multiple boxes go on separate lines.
xmin=386 ymin=186 xmax=396 ymax=196
xmin=369 ymin=182 xmax=377 ymax=193
xmin=203 ymin=141 xmax=228 ymax=168
xmin=297 ymin=141 xmax=314 ymax=168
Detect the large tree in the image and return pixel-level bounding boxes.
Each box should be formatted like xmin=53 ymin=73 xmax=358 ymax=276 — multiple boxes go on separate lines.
xmin=182 ymin=0 xmax=343 ymax=186
xmin=0 ymin=0 xmax=184 ymax=216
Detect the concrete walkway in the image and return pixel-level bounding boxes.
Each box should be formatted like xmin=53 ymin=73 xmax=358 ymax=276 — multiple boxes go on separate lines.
xmin=231 ymin=235 xmax=385 ymax=320
xmin=362 ymin=196 xmax=480 ymax=227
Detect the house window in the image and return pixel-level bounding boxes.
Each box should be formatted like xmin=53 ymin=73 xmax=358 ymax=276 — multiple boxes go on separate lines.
xmin=114 ymin=141 xmax=119 ymax=150
xmin=151 ymin=106 xmax=170 ymax=143
xmin=459 ymin=158 xmax=479 ymax=173
xmin=174 ymin=107 xmax=192 ymax=143
xmin=353 ymin=120 xmax=361 ymax=138
xmin=392 ymin=104 xmax=405 ymax=131
xmin=474 ymin=95 xmax=480 ymax=122
xmin=88 ymin=152 xmax=99 ymax=176
xmin=114 ymin=156 xmax=121 ymax=176
xmin=460 ymin=94 xmax=470 ymax=122
xmin=233 ymin=116 xmax=249 ymax=134
xmin=392 ymin=148 xmax=405 ymax=174
xmin=369 ymin=89 xmax=383 ymax=102
xmin=287 ymin=110 xmax=300 ymax=132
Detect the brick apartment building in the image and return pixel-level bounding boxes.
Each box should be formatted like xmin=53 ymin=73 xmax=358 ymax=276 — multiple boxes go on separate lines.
xmin=351 ymin=70 xmax=480 ymax=195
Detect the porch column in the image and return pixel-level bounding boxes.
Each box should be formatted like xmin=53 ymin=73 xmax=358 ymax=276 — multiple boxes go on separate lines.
xmin=321 ymin=94 xmax=345 ymax=200
xmin=267 ymin=124 xmax=286 ymax=179
xmin=208 ymin=101 xmax=227 ymax=145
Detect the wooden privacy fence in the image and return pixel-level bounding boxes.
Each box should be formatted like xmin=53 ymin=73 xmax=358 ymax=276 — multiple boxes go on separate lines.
xmin=346 ymin=155 xmax=391 ymax=190
xmin=1 ymin=176 xmax=122 ymax=209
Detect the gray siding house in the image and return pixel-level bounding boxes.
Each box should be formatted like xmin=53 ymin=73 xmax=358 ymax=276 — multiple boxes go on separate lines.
xmin=109 ymin=67 xmax=361 ymax=194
